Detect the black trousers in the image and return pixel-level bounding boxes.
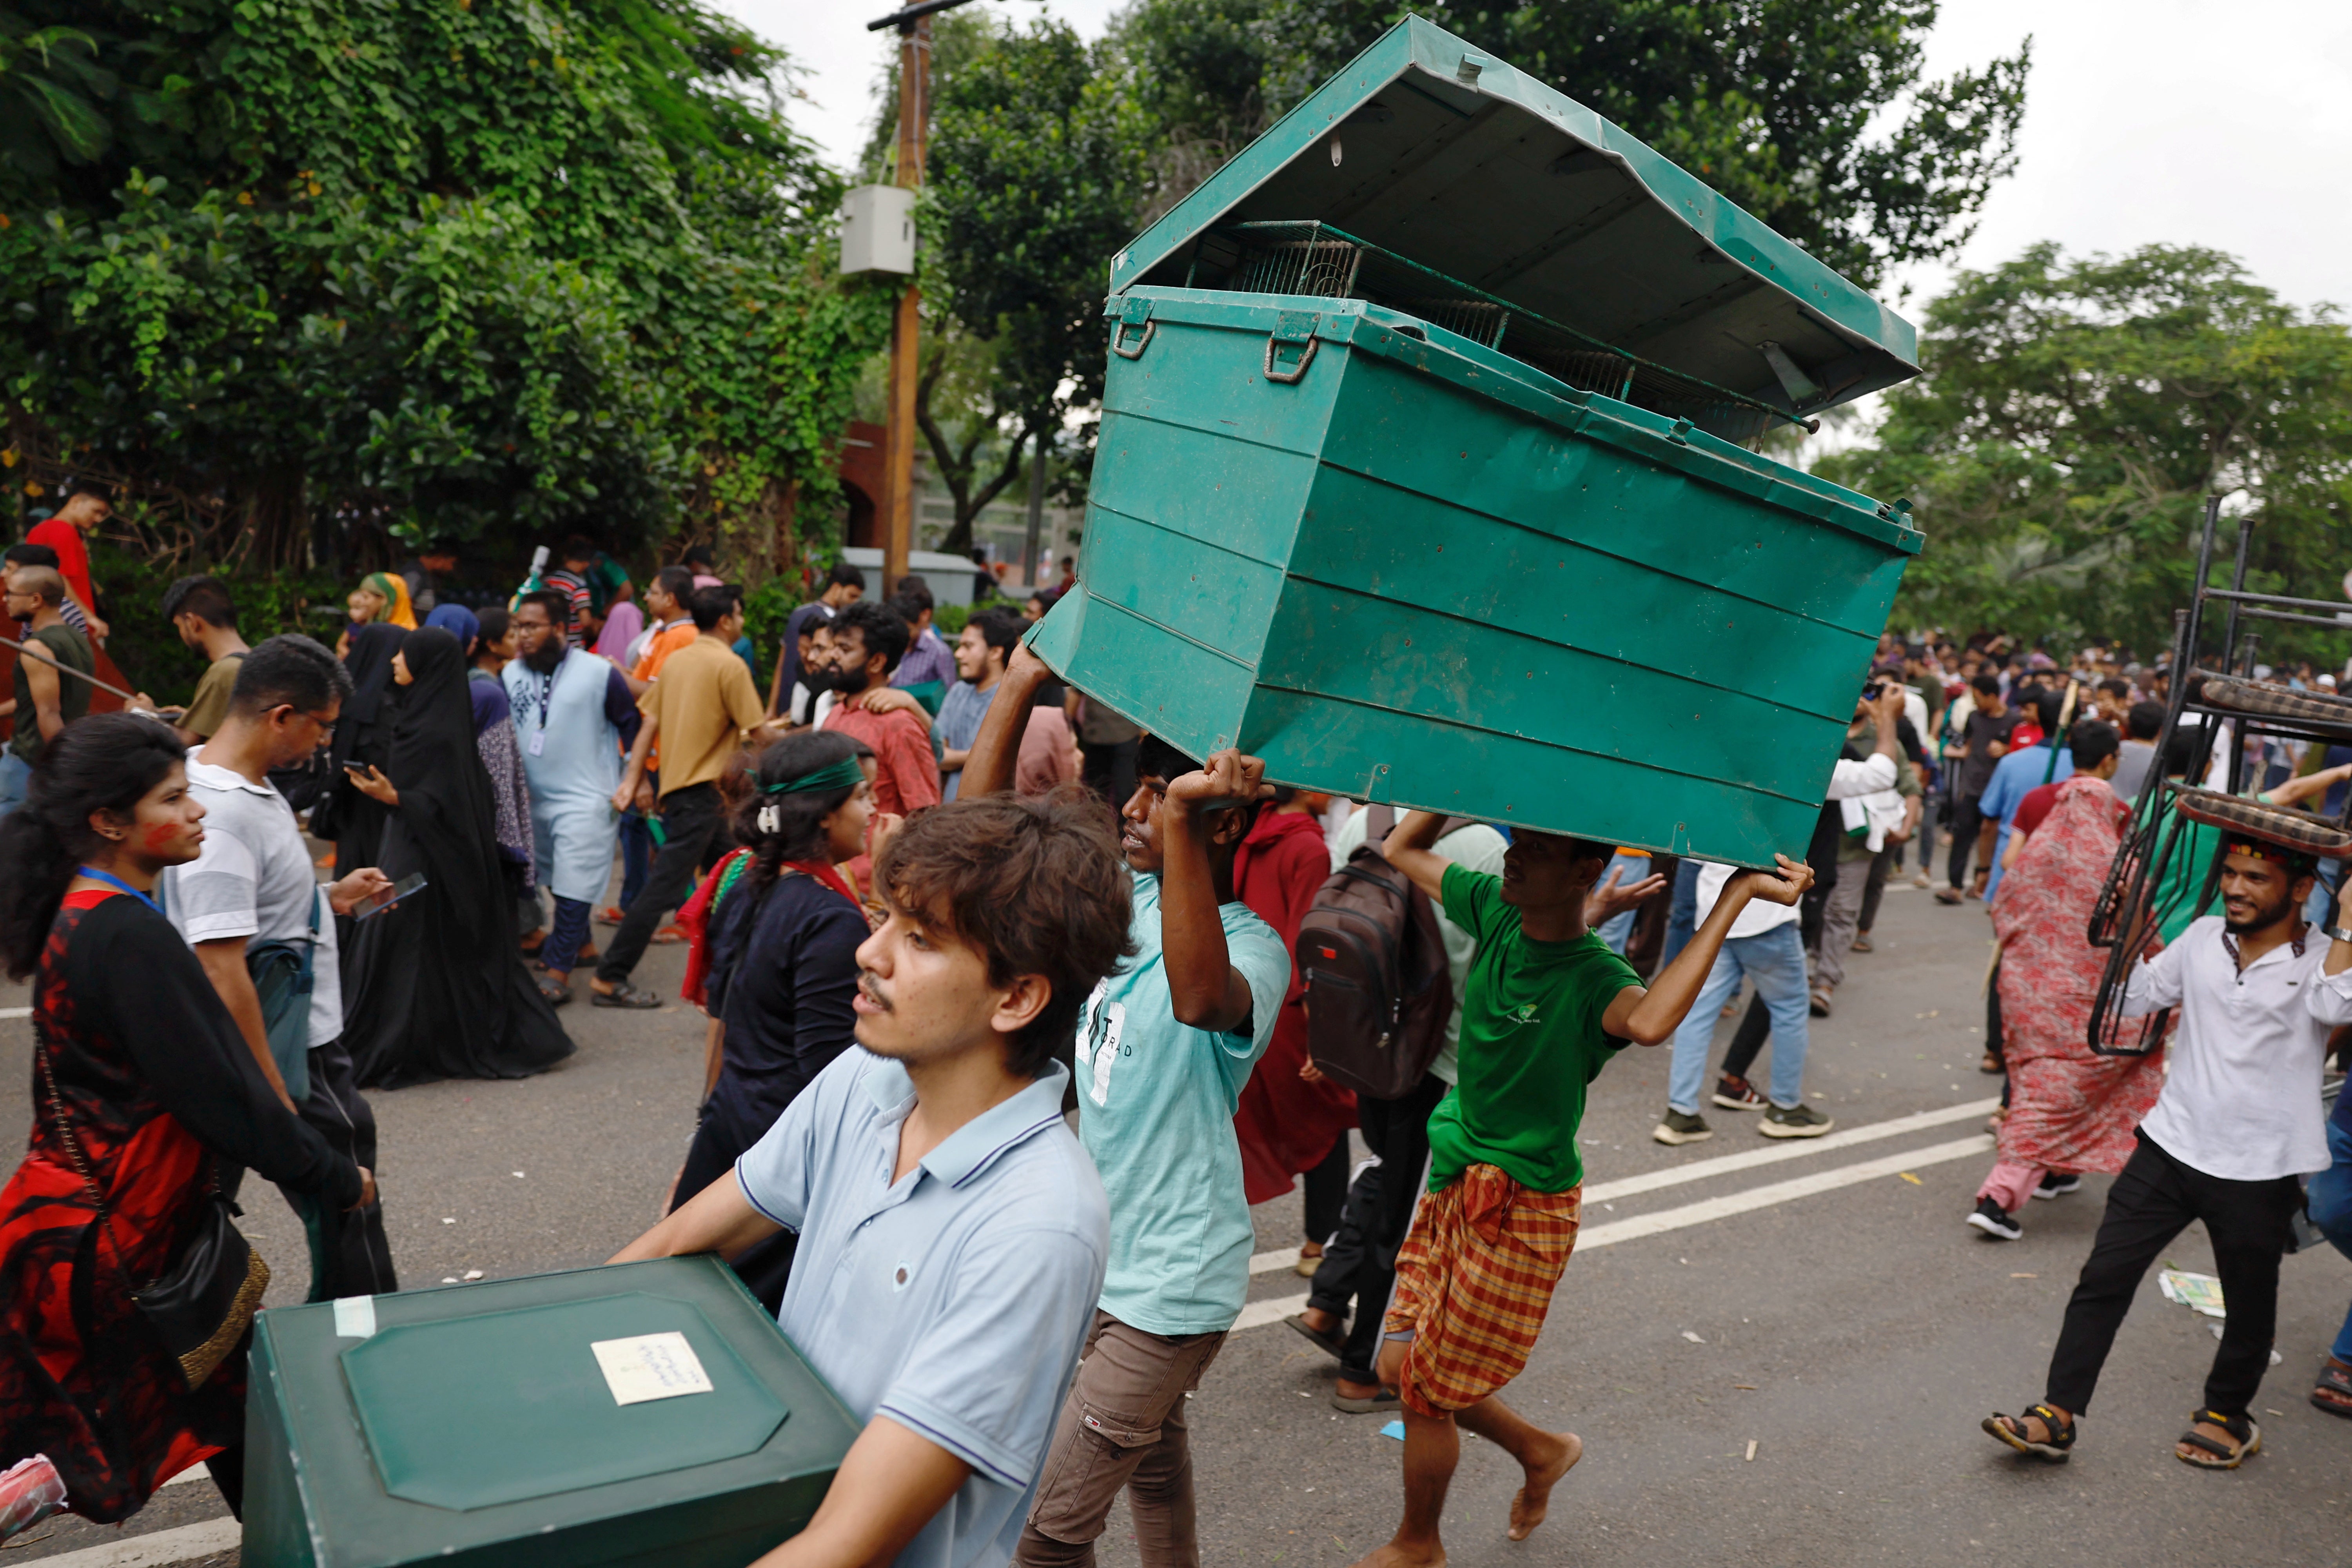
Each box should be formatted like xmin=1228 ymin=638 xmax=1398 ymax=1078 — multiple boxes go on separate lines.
xmin=1302 ymin=1134 xmax=1351 ymax=1245
xmin=285 ymin=1034 xmax=397 ymax=1300
xmin=598 ymin=782 xmax=724 ymax=985
xmin=1307 ymin=1072 xmax=1448 ymax=1384
xmin=1947 ymin=790 xmax=1988 ymax=888
xmin=2044 ymin=1130 xmax=2303 ymax=1419
xmin=676 ymin=1111 xmax=798 ymax=1315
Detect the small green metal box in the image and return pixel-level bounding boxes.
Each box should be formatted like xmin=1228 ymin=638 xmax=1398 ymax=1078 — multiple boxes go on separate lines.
xmin=1033 ymin=16 xmax=1927 ymax=867
xmin=241 ymin=1256 xmax=861 ymax=1568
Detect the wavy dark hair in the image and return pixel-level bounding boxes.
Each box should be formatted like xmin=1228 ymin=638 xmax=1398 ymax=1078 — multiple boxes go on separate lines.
xmin=727 ymin=729 xmax=872 ymax=903
xmin=0 ymin=713 xmax=189 ymax=978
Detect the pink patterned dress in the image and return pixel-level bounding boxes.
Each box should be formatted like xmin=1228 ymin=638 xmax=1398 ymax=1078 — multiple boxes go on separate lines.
xmin=1985 ymin=776 xmax=2167 ymax=1198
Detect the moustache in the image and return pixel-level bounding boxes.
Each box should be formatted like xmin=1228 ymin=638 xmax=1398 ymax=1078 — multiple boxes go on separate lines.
xmin=858 ymin=971 xmax=893 ymax=1012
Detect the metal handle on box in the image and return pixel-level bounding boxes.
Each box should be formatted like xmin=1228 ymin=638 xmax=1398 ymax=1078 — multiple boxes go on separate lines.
xmin=1111 ymin=319 xmax=1157 ymax=359
xmin=1264 ymin=333 xmax=1318 ymax=383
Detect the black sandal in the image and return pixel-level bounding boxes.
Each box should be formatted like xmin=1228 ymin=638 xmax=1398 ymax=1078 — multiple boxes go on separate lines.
xmin=1983 ymin=1402 xmax=2074 ymax=1462
xmin=2312 ymin=1358 xmax=2352 ymax=1418
xmin=2175 ymin=1408 xmax=2259 ymax=1469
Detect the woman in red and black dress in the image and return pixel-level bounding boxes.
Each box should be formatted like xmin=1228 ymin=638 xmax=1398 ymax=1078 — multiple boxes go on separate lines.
xmin=0 ymin=715 xmax=369 ymax=1534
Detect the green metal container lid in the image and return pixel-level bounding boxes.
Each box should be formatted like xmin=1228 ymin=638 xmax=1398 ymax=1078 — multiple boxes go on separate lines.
xmin=1112 ymin=15 xmax=1918 ymax=423
xmin=343 ymin=1295 xmax=786 ymax=1511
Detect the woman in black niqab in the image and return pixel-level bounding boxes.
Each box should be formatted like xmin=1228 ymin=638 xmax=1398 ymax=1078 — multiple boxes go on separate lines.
xmin=339 ymin=628 xmax=575 ymax=1087
xmin=312 ymin=622 xmax=406 ymax=873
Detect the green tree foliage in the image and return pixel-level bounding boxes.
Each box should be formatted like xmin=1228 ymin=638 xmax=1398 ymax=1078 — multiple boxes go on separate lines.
xmin=1817 ymin=245 xmax=2352 ymax=657
xmin=1115 ymin=0 xmax=2028 ymax=291
xmin=0 ymin=0 xmax=890 ymax=578
xmin=922 ymin=17 xmax=1146 ymax=550
xmin=857 ymin=14 xmax=1144 ymax=553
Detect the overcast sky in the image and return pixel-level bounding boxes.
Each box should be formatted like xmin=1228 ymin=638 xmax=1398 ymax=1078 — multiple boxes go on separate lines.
xmin=740 ymin=0 xmax=2349 ymax=318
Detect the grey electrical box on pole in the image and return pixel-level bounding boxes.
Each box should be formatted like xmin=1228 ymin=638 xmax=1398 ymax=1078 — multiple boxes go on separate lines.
xmin=839 ymin=185 xmax=916 ymax=276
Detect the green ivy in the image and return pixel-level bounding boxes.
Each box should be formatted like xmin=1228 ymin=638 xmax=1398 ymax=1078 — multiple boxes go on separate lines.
xmin=1 ymin=0 xmax=891 ymax=577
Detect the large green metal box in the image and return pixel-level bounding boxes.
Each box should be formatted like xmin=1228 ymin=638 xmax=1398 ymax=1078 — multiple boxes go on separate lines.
xmin=1033 ymin=16 xmax=1926 ymax=867
xmin=242 ymin=1256 xmax=860 ymax=1568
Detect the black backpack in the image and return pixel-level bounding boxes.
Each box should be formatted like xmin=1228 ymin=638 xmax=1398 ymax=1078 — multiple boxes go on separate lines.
xmin=1299 ymin=807 xmax=1456 ymax=1101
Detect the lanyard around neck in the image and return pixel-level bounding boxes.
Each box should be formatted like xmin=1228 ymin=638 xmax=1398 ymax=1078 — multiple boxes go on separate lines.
xmin=76 ymin=866 xmax=160 ymax=915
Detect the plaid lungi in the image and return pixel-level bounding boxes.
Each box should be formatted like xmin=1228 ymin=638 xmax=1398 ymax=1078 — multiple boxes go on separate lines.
xmin=1382 ymin=1163 xmax=1580 ymax=1417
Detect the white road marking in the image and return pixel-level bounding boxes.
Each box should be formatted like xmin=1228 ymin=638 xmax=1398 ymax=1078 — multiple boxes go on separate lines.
xmin=1584 ymin=1098 xmax=1998 ymax=1205
xmin=1242 ymin=1099 xmax=1997 ymax=1279
xmin=1574 ymin=1135 xmax=1991 ymax=1252
xmin=0 ymin=1006 xmax=29 ymax=1020
xmin=1235 ymin=1131 xmax=1993 ymax=1332
xmin=28 ymin=1516 xmax=240 ymax=1568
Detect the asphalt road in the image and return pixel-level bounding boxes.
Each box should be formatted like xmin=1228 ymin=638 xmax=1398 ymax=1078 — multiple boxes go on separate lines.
xmin=5 ymin=878 xmax=2349 ymax=1566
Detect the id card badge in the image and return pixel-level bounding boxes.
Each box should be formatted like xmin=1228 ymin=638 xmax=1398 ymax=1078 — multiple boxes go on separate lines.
xmin=529 ymin=729 xmax=546 ymax=756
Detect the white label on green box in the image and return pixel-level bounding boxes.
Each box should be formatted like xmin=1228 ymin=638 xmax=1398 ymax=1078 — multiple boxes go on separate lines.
xmin=592 ymin=1332 xmax=713 ymax=1406
xmin=332 ymin=1295 xmax=376 ymax=1339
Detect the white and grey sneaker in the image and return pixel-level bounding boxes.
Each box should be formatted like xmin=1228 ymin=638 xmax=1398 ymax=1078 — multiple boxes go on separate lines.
xmin=1653 ymin=1109 xmax=1714 ymax=1145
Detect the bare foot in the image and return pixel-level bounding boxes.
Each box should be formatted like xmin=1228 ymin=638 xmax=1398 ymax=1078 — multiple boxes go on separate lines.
xmin=1346 ymin=1542 xmax=1445 ymax=1568
xmin=1507 ymin=1431 xmax=1581 ymax=1541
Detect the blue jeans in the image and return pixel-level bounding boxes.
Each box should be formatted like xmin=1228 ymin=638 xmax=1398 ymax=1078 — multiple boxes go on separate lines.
xmin=1668 ymin=921 xmax=1811 ymax=1112
xmin=2306 ymin=1115 xmax=2352 ymax=1363
xmin=2304 ymin=858 xmax=2343 ymax=928
xmin=0 ymin=749 xmax=26 ymax=819
xmin=1597 ymin=851 xmax=1648 ymax=954
xmin=1659 ymin=858 xmax=1701 ymax=971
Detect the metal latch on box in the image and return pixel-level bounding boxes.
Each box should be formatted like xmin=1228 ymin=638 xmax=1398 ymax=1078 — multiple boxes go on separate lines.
xmin=1111 ymin=296 xmax=1156 ymax=359
xmin=1265 ymin=311 xmax=1320 ymax=383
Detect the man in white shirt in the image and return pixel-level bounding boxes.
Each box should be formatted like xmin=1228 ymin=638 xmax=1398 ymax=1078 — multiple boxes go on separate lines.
xmin=1653 ymin=695 xmax=1902 ymax=1143
xmin=163 ymin=635 xmax=399 ymax=1299
xmin=1984 ymin=835 xmax=2352 ymax=1470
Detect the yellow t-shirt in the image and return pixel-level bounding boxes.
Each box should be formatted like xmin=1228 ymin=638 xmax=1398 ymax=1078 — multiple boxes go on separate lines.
xmin=637 ymin=636 xmax=766 ymax=798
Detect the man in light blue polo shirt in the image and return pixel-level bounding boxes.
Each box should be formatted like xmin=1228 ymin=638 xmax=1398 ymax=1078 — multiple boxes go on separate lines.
xmin=958 ymin=647 xmax=1289 ymax=1568
xmin=613 ymin=792 xmax=1133 ymax=1568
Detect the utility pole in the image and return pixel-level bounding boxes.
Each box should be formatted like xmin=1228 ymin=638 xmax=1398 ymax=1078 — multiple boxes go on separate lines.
xmin=868 ymin=0 xmax=973 ymax=600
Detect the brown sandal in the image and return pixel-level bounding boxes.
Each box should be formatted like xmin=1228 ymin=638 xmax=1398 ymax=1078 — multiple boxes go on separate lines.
xmin=2311 ymin=1359 xmax=2352 ymax=1418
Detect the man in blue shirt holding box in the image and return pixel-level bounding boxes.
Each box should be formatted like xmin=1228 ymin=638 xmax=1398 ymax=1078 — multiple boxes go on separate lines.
xmin=613 ymin=791 xmax=1134 ymax=1568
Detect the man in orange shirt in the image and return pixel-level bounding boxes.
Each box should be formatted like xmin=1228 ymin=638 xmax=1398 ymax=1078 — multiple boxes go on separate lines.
xmin=624 ymin=566 xmax=701 ymax=691
xmin=597 ymin=566 xmax=702 ymax=927
xmin=601 ymin=584 xmax=783 ymax=1005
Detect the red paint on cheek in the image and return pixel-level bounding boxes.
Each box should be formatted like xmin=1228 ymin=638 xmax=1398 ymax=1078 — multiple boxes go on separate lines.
xmin=141 ymin=823 xmax=179 ymax=852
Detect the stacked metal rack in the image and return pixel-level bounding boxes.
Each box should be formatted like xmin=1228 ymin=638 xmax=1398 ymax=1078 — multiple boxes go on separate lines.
xmin=2086 ymin=497 xmax=2352 ymax=1055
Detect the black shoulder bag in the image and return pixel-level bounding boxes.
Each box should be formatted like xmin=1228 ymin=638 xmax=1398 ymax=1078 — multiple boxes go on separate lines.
xmin=35 ymin=1030 xmax=269 ymax=1388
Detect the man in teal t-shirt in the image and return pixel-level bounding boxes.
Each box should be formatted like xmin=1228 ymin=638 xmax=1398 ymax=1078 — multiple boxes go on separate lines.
xmin=1359 ymin=815 xmax=1811 ymax=1566
xmin=959 ymin=646 xmax=1291 ymax=1568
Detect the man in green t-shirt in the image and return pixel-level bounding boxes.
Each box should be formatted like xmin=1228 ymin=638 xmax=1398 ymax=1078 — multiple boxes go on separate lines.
xmin=1 ymin=565 xmax=95 ymax=817
xmin=1350 ymin=815 xmax=1810 ymax=1568
xmin=157 ymin=575 xmax=250 ymax=744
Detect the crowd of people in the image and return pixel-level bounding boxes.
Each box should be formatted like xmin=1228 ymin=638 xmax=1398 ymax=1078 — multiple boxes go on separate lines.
xmin=1 ymin=526 xmax=2349 ymax=1565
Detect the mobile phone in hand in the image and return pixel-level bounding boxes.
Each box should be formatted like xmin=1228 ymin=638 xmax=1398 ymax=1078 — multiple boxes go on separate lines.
xmin=350 ymin=872 xmax=426 ymax=920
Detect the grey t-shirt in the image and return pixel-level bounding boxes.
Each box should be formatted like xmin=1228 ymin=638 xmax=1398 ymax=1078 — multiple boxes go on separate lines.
xmin=2110 ymin=738 xmax=2158 ymax=806
xmin=163 ymin=755 xmax=343 ymax=1049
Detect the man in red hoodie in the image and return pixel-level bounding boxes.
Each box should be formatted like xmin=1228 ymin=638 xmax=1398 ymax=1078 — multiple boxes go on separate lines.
xmin=1231 ymin=789 xmax=1358 ymax=1273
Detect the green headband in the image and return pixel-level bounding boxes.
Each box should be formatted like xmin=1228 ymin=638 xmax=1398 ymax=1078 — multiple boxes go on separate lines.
xmin=761 ymin=756 xmax=865 ymax=797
